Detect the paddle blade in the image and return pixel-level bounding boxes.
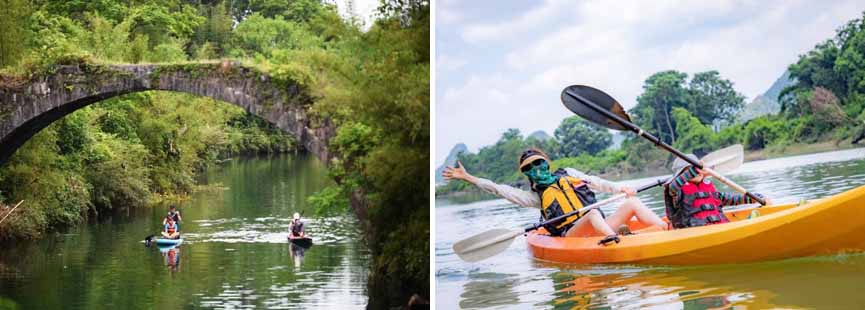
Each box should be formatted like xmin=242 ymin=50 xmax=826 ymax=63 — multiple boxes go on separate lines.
xmin=561 ymin=85 xmax=632 ymax=131
xmin=453 ymin=229 xmax=521 ymax=263
xmin=701 ymin=144 xmax=744 ymax=174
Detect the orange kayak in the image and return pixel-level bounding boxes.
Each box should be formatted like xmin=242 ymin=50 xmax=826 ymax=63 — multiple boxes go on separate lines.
xmin=526 ymin=184 xmax=865 ymax=265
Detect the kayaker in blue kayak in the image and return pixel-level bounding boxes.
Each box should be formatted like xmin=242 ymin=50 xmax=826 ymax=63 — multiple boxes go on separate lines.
xmin=162 ymin=216 xmax=180 ymax=239
xmin=289 ymin=213 xmax=305 ymax=238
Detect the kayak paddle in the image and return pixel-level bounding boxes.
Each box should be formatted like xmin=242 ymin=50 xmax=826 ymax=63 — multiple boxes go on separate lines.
xmin=453 ymin=179 xmax=666 ymax=263
xmin=561 ymin=85 xmax=766 ymax=206
xmin=452 ymin=144 xmax=745 ymax=263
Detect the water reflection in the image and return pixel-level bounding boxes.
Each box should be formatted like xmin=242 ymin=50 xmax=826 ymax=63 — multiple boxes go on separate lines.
xmin=158 ymin=246 xmax=181 ymax=273
xmin=531 ymin=252 xmax=865 ymax=309
xmin=547 ymin=270 xmax=744 ymax=310
xmin=459 ymin=272 xmax=522 ymax=309
xmin=290 ymin=243 xmax=307 ymax=268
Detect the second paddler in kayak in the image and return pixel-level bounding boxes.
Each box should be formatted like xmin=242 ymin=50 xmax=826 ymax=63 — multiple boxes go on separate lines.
xmin=664 ymin=154 xmax=773 ymax=229
xmin=289 ymin=212 xmax=305 ymax=238
xmin=443 ymin=148 xmax=668 ymax=244
xmin=162 ymin=215 xmax=180 ymax=240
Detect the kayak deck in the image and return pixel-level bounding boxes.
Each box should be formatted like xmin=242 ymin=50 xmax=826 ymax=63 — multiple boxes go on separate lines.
xmin=288 ymin=236 xmax=313 ymax=248
xmin=526 ymin=184 xmax=865 ymax=265
xmin=155 ymin=238 xmax=183 ymax=246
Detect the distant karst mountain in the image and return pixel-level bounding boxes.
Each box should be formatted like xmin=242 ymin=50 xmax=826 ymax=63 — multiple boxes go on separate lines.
xmin=528 ymin=130 xmax=552 ymax=141
xmin=739 ymin=70 xmax=795 ymax=122
xmin=435 ymin=143 xmax=468 ymax=185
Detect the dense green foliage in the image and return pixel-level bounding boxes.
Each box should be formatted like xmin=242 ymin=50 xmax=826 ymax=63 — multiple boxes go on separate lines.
xmin=779 ymin=11 xmax=865 ymax=143
xmin=554 ymin=116 xmax=612 ymax=157
xmin=630 ymin=70 xmax=745 ymax=145
xmin=261 ymin=2 xmax=430 ymax=304
xmin=438 ymin=10 xmax=865 ymax=196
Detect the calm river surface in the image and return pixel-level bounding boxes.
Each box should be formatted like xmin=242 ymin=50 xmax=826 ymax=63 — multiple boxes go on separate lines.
xmin=436 ymin=148 xmax=865 ymax=309
xmin=0 ymin=154 xmax=370 ymax=309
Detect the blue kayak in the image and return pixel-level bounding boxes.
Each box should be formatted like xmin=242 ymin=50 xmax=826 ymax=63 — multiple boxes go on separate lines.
xmin=155 ymin=238 xmax=183 ymax=246
xmin=288 ymin=236 xmax=313 ymax=248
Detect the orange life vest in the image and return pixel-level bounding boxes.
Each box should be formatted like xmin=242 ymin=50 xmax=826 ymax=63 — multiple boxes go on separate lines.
xmin=537 ymin=171 xmax=597 ymax=236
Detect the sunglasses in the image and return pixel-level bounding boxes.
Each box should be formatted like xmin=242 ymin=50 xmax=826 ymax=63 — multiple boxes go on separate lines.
xmin=521 ymin=159 xmax=546 ymax=173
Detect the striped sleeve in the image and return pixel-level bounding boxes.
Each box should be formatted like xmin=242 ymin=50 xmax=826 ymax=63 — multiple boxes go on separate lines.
xmin=668 ymin=166 xmax=700 ymax=193
xmin=715 ymin=192 xmax=763 ymax=206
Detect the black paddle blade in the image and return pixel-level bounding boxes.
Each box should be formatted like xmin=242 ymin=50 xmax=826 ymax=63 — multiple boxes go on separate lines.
xmin=144 ymin=234 xmax=155 ymax=247
xmin=560 ymin=85 xmax=632 ymax=131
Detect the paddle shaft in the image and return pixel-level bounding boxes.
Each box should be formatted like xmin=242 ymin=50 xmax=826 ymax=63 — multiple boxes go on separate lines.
xmin=525 ymin=178 xmax=666 ymax=232
xmin=564 ymin=90 xmax=766 ymax=206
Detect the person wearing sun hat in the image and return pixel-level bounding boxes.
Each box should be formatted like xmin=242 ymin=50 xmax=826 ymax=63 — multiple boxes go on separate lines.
xmin=289 ymin=212 xmax=305 ymax=238
xmin=443 ymin=147 xmax=667 ymax=242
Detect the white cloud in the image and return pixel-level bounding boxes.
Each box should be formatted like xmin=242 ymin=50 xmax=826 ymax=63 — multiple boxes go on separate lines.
xmin=460 ymin=0 xmax=571 ymax=43
xmin=436 ymin=54 xmax=468 ymax=72
xmin=437 ymin=0 xmax=465 ymax=25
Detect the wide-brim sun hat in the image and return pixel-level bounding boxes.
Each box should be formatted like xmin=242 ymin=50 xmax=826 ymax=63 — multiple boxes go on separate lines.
xmin=671 ymin=154 xmax=700 ymax=173
xmin=519 ymin=149 xmax=550 ymax=171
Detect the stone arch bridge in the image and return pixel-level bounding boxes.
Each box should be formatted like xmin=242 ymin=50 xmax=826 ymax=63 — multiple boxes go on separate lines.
xmin=0 ymin=61 xmax=333 ymax=165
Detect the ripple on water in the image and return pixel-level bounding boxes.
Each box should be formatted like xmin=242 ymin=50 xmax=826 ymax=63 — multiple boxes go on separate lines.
xmin=186 ymin=215 xmax=363 ymax=245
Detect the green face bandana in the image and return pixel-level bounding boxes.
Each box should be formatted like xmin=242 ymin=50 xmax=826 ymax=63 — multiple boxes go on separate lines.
xmin=524 ymin=160 xmax=557 ymax=186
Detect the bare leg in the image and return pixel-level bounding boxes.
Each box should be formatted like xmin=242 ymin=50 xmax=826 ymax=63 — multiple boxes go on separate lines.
xmin=161 ymin=231 xmax=169 ymax=238
xmin=605 ymin=197 xmax=667 ymax=229
xmin=565 ymin=209 xmax=615 ymax=237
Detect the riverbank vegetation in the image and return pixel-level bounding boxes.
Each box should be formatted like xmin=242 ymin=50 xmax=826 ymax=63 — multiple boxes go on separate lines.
xmin=438 ymin=11 xmax=865 ymax=196
xmin=0 ymin=0 xmax=429 ymax=306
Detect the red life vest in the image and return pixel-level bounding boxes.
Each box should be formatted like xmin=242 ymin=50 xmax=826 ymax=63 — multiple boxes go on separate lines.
xmin=670 ymin=179 xmax=729 ymax=228
xmin=166 ymin=222 xmax=177 ymax=234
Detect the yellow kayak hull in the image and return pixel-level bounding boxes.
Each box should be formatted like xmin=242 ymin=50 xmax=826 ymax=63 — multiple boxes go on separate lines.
xmin=526 ymin=184 xmax=865 ymax=265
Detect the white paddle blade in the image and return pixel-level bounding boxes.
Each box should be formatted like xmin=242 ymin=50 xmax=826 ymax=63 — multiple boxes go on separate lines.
xmin=453 ymin=229 xmax=522 ymax=263
xmin=701 ymin=144 xmax=744 ymax=174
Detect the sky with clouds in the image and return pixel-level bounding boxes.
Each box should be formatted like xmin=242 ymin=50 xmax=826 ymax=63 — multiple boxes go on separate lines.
xmin=435 ymin=0 xmax=865 ymax=165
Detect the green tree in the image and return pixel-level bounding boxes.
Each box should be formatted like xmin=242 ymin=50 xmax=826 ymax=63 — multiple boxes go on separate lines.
xmin=0 ymin=0 xmax=30 ymax=68
xmin=248 ymin=0 xmax=329 ymax=22
xmin=554 ymin=116 xmax=612 ymax=157
xmin=192 ymin=1 xmax=233 ymax=57
xmin=687 ymin=70 xmax=746 ymax=125
xmin=671 ymin=107 xmax=715 ymax=155
xmin=632 ymin=70 xmax=689 ymax=144
xmin=742 ymin=116 xmax=787 ymax=150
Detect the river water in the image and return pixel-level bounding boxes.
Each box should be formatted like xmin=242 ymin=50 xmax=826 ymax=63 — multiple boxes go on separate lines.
xmin=0 ymin=154 xmax=370 ymax=309
xmin=436 ymin=148 xmax=865 ymax=309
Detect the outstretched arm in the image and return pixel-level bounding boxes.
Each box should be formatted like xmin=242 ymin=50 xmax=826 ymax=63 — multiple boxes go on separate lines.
xmin=443 ymin=161 xmax=540 ymax=208
xmin=563 ymin=168 xmax=623 ymax=194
